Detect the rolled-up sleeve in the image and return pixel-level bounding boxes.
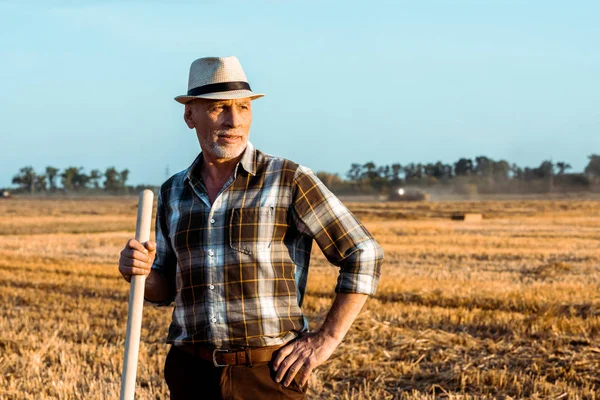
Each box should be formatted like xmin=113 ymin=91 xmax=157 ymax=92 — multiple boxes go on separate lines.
xmin=291 ymin=166 xmax=383 ymax=295
xmin=147 ymin=188 xmax=177 ymax=306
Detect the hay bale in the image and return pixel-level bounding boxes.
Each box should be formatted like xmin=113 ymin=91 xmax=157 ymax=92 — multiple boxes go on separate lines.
xmin=451 ymin=213 xmax=483 ymax=222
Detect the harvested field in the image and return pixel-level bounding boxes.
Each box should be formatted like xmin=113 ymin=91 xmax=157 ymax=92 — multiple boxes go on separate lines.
xmin=1 ymin=197 xmax=599 ymax=399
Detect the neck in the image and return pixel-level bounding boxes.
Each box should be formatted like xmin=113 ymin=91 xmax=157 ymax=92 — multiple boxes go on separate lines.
xmin=201 ymin=152 xmax=243 ymax=185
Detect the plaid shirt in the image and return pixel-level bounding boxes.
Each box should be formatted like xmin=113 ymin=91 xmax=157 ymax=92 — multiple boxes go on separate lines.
xmin=151 ymin=142 xmax=383 ymax=349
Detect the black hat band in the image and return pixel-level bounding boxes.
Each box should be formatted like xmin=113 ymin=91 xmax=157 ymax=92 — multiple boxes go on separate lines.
xmin=187 ymin=81 xmax=251 ymax=96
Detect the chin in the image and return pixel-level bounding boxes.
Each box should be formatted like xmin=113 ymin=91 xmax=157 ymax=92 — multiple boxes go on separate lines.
xmin=209 ymin=142 xmax=246 ymax=159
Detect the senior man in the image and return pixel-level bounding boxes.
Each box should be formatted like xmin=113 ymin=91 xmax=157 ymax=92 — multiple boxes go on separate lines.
xmin=118 ymin=56 xmax=383 ymax=400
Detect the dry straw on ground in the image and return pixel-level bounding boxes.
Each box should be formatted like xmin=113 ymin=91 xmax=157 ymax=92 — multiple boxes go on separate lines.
xmin=0 ymin=197 xmax=599 ymax=399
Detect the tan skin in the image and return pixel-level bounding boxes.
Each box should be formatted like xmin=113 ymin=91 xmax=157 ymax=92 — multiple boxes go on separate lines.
xmin=118 ymin=97 xmax=369 ymax=388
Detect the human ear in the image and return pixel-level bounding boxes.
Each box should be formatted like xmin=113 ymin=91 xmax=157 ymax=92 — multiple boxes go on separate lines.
xmin=183 ymin=105 xmax=195 ymax=129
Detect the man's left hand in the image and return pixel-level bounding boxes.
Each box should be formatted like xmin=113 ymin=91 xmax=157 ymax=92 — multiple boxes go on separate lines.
xmin=272 ymin=331 xmax=339 ymax=387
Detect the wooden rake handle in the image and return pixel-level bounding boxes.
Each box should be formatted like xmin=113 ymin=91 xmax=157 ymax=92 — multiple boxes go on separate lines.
xmin=120 ymin=189 xmax=154 ymax=400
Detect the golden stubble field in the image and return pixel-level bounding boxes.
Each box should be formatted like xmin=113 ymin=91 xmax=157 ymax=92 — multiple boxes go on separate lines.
xmin=0 ymin=197 xmax=599 ymax=399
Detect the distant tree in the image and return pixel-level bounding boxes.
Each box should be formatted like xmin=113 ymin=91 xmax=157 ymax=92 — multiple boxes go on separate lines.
xmin=442 ymin=162 xmax=453 ymax=179
xmin=474 ymin=156 xmax=493 ymax=177
xmin=423 ymin=163 xmax=434 ymax=179
xmin=536 ymin=160 xmax=554 ymax=179
xmin=523 ymin=167 xmax=536 ymax=181
xmin=73 ymin=169 xmax=91 ymax=190
xmin=61 ymin=167 xmax=77 ymax=191
xmin=541 ymin=160 xmax=555 ymax=192
xmin=454 ymin=158 xmax=473 ymax=176
xmin=90 ymin=169 xmax=103 ymax=189
xmin=377 ymin=165 xmax=391 ymax=181
xmin=424 ymin=163 xmax=438 ymax=179
xmin=35 ymin=174 xmax=47 ymax=192
xmin=510 ymin=163 xmax=524 ymax=180
xmin=104 ymin=167 xmax=121 ymax=192
xmin=584 ymin=154 xmax=600 ymax=180
xmin=119 ymin=169 xmax=130 ymax=194
xmin=12 ymin=166 xmax=36 ymax=193
xmin=523 ymin=161 xmax=553 ymax=181
xmin=555 ymin=162 xmax=572 ymax=176
xmin=390 ymin=163 xmax=402 ymax=185
xmin=444 ymin=163 xmax=454 ymax=179
xmin=403 ymin=163 xmax=417 ymax=182
xmin=368 ymin=165 xmax=390 ymax=192
xmin=46 ymin=166 xmax=59 ymax=191
xmin=120 ymin=169 xmax=129 ymax=186
xmin=492 ymin=160 xmax=511 ymax=181
xmin=361 ymin=162 xmax=377 ymax=181
xmin=346 ymin=163 xmax=362 ymax=181
xmin=416 ymin=163 xmax=424 ymax=180
xmin=61 ymin=167 xmax=89 ymax=191
xmin=424 ymin=162 xmax=452 ymax=180
xmin=403 ymin=163 xmax=423 ymax=182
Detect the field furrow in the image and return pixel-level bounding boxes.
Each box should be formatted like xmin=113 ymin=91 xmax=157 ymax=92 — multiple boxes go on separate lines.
xmin=1 ymin=198 xmax=599 ymax=399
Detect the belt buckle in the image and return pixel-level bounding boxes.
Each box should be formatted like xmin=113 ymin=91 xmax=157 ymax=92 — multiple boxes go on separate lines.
xmin=212 ymin=348 xmax=229 ymax=367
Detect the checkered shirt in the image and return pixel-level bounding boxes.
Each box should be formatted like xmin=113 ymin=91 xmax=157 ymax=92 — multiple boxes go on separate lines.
xmin=150 ymin=142 xmax=383 ymax=348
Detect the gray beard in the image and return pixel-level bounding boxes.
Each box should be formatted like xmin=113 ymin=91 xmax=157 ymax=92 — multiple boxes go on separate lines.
xmin=201 ymin=130 xmax=248 ymax=160
xmin=207 ymin=141 xmax=246 ymax=159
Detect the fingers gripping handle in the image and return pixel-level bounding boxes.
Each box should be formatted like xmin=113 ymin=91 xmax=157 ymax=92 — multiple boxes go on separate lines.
xmin=120 ymin=190 xmax=154 ymax=400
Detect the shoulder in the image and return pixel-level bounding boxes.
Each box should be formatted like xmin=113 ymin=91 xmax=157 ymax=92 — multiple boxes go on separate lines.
xmin=252 ymin=148 xmax=328 ymax=193
xmin=253 ymin=148 xmax=322 ymax=178
xmin=253 ymin=147 xmax=301 ymax=182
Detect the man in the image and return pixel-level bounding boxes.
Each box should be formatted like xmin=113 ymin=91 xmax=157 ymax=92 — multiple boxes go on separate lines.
xmin=118 ymin=56 xmax=383 ymax=400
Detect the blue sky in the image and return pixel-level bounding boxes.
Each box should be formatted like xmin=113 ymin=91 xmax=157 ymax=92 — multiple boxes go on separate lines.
xmin=1 ymin=0 xmax=599 ymax=187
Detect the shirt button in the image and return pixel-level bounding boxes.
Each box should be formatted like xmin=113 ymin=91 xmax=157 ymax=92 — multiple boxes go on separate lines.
xmin=211 ymin=317 xmax=217 ymax=323
xmin=209 ymin=284 xmax=215 ymax=290
xmin=210 ymin=218 xmax=215 ymax=224
xmin=208 ymin=249 xmax=214 ymax=256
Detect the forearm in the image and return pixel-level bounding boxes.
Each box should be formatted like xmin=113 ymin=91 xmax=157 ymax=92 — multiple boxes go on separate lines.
xmin=317 ymin=292 xmax=369 ymax=345
xmin=143 ymin=268 xmax=171 ymax=303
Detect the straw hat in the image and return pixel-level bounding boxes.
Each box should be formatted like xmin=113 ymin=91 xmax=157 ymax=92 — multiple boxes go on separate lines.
xmin=174 ymin=56 xmax=264 ymax=104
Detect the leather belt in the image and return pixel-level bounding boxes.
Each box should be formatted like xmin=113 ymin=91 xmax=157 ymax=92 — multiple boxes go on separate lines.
xmin=177 ymin=344 xmax=283 ymax=367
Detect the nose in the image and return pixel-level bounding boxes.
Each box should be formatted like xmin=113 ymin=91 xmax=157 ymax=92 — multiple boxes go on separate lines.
xmin=224 ymin=106 xmax=242 ymax=128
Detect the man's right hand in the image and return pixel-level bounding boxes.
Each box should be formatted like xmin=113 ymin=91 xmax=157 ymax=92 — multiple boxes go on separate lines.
xmin=118 ymin=239 xmax=157 ymax=283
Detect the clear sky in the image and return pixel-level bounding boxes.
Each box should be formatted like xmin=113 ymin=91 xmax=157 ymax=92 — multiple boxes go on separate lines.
xmin=1 ymin=0 xmax=599 ymax=187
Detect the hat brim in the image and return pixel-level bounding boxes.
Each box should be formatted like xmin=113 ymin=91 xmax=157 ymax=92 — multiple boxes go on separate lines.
xmin=174 ymin=90 xmax=264 ymax=104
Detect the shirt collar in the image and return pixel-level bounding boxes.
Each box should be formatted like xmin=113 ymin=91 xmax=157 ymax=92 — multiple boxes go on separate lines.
xmin=238 ymin=141 xmax=256 ymax=176
xmin=185 ymin=141 xmax=256 ymax=184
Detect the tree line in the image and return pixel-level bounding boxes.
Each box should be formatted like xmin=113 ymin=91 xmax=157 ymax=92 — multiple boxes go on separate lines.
xmin=317 ymin=154 xmax=600 ymax=195
xmin=9 ymin=166 xmax=149 ymax=194
xmin=7 ymin=155 xmax=600 ymax=195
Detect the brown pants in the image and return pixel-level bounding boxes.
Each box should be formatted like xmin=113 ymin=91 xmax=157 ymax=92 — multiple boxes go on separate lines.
xmin=164 ymin=345 xmax=307 ymax=400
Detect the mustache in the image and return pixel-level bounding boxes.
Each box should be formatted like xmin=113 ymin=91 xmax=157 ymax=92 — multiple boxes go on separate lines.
xmin=215 ymin=130 xmax=243 ymax=137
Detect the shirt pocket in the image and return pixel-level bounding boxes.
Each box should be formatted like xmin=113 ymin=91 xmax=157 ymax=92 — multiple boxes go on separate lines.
xmin=229 ymin=206 xmax=274 ymax=255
